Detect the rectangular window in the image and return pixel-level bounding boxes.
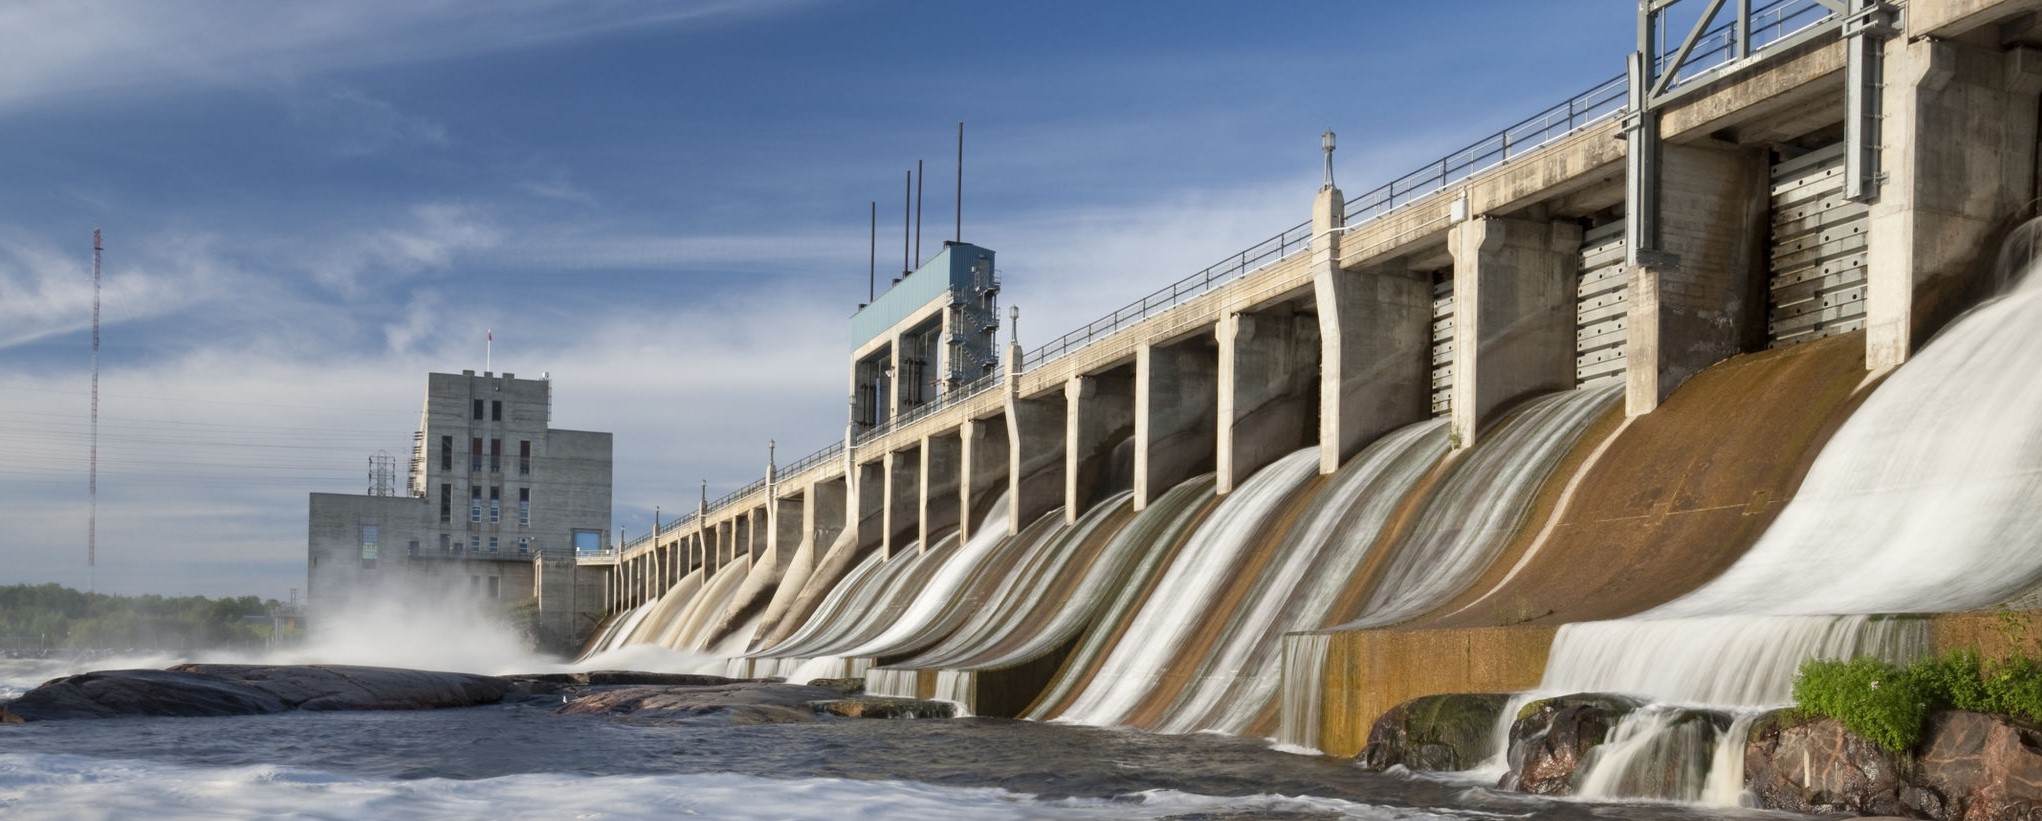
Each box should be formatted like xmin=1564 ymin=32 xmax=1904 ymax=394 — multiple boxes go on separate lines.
xmin=439 ymin=436 xmax=452 ymax=471
xmin=489 ymin=487 xmax=501 ymax=523
xmin=491 ymin=400 xmax=502 ymax=422
xmin=360 ymin=525 xmax=378 ymax=560
xmin=439 ymin=533 xmax=450 ymax=554
xmin=518 ymin=488 xmax=530 ymax=526
xmin=517 ymin=537 xmax=530 ymax=555
xmin=469 ymin=535 xmax=480 ymax=553
xmin=489 ymin=438 xmax=501 ymax=473
xmin=573 ymin=530 xmax=600 ymax=555
xmin=486 ymin=576 xmax=500 ymax=599
xmin=470 ymin=438 xmax=482 ymax=472
xmin=487 ymin=536 xmax=498 ymax=553
xmin=407 ymin=539 xmax=419 ymax=557
xmin=439 ymin=484 xmax=451 ymax=523
xmin=518 ymin=440 xmax=531 ymax=475
xmin=470 ymin=486 xmax=482 ymax=523
xmin=473 ymin=399 xmax=484 ymax=420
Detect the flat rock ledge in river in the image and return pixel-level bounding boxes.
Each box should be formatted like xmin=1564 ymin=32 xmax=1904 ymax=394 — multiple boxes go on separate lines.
xmin=555 ymin=681 xmax=956 ymax=724
xmin=0 ymin=663 xmax=510 ymax=721
xmin=1356 ymin=693 xmax=1511 ymax=773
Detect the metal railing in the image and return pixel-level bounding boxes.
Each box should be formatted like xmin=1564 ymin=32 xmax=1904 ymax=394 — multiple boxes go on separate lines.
xmin=781 ymin=440 xmax=844 ymax=477
xmin=613 ymin=0 xmax=1842 ymax=564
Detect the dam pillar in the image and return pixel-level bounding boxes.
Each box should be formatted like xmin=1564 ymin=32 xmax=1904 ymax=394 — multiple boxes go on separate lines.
xmin=1866 ymin=38 xmax=2042 ymax=371
xmin=1625 ymin=142 xmax=1769 ymax=415
xmin=883 ymin=446 xmax=921 ymax=555
xmin=1216 ymin=308 xmax=1319 ymax=492
xmin=853 ymin=459 xmax=884 ymax=552
xmin=1134 ymin=337 xmax=1217 ymax=510
xmin=1447 ymin=216 xmax=1581 ymax=446
xmin=1313 ymin=190 xmax=1433 ymax=473
xmin=809 ymin=477 xmax=846 ymax=552
xmin=1066 ymin=369 xmax=1135 ymax=522
xmin=771 ymin=493 xmax=801 ymax=571
xmin=959 ymin=416 xmax=1008 ymax=539
xmin=1006 ymin=337 xmax=1065 ymax=534
xmin=920 ymin=434 xmax=962 ymax=549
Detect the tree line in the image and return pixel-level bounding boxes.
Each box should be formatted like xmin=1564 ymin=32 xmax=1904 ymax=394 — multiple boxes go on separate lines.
xmin=0 ymin=583 xmax=293 ymax=654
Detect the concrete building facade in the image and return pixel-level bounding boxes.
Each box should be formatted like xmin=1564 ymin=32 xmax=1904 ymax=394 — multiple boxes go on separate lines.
xmin=308 ymin=370 xmax=613 ymax=653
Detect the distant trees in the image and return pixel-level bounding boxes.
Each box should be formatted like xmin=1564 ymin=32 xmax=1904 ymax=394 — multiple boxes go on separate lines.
xmin=0 ymin=583 xmax=287 ymax=653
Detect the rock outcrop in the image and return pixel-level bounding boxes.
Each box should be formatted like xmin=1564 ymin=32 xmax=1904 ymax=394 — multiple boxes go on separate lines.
xmin=1747 ymin=710 xmax=2042 ymax=820
xmin=0 ymin=664 xmax=510 ymax=721
xmin=1499 ymin=694 xmax=1640 ymax=795
xmin=1356 ymin=693 xmax=1510 ymax=772
xmin=556 ymin=681 xmax=956 ymax=723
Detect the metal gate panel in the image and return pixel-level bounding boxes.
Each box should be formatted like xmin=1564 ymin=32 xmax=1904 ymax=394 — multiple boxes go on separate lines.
xmin=1576 ymin=221 xmax=1629 ymax=387
xmin=1768 ymin=143 xmax=1868 ymax=347
xmin=1430 ymin=273 xmax=1454 ymax=417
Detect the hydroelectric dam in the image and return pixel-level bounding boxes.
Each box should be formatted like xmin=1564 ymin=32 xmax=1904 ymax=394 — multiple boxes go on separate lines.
xmin=577 ymin=0 xmax=2042 ymax=808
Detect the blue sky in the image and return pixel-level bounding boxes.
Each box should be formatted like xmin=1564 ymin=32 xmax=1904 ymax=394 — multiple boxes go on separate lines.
xmin=0 ymin=1 xmax=1637 ymax=599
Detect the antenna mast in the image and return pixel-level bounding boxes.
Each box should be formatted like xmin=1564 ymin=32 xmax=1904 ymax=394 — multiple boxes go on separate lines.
xmin=88 ymin=229 xmax=101 ymax=599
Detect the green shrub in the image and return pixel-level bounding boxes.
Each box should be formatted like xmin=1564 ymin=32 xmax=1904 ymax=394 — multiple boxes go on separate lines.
xmin=1793 ymin=656 xmax=1934 ymax=752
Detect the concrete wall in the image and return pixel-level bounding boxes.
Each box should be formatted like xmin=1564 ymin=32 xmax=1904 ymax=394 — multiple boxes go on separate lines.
xmin=1447 ymin=217 xmax=1581 ymax=445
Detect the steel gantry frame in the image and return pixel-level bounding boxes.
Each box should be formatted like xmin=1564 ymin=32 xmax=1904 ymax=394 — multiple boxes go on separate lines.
xmin=1625 ymin=0 xmax=1899 ymax=265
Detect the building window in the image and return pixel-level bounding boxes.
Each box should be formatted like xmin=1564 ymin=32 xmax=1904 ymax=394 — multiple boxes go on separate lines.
xmin=360 ymin=525 xmax=378 ymax=569
xmin=439 ymin=533 xmax=451 ymax=554
xmin=486 ymin=576 xmax=500 ymax=599
xmin=470 ymin=486 xmax=482 ymax=523
xmin=491 ymin=400 xmax=502 ymax=422
xmin=473 ymin=399 xmax=484 ymax=420
xmin=489 ymin=487 xmax=501 ymax=523
xmin=439 ymin=436 xmax=452 ymax=471
xmin=517 ymin=537 xmax=530 ymax=555
xmin=519 ymin=440 xmax=531 ymax=475
xmin=518 ymin=488 xmax=530 ymax=526
xmin=407 ymin=539 xmax=419 ymax=557
xmin=489 ymin=438 xmax=501 ymax=473
xmin=469 ymin=535 xmax=480 ymax=553
xmin=439 ymin=484 xmax=451 ymax=523
xmin=574 ymin=530 xmax=600 ymax=555
xmin=470 ymin=437 xmax=482 ymax=472
xmin=488 ymin=536 xmax=498 ymax=553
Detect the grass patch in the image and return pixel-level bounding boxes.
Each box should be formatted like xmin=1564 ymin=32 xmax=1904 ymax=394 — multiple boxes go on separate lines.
xmin=1793 ymin=647 xmax=2042 ymax=753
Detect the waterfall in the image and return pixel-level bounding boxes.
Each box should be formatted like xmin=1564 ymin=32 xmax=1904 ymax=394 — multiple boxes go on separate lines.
xmin=1023 ymin=477 xmax=1219 ymax=720
xmin=1276 ymin=632 xmax=1331 ymax=752
xmin=1338 ymin=386 xmax=1621 ymax=630
xmin=1154 ymin=420 xmax=1450 ymax=735
xmin=840 ymin=495 xmax=1020 ymax=658
xmin=1051 ymin=449 xmax=1322 ymax=728
xmin=1504 ymin=242 xmax=2042 ymax=805
xmin=883 ymin=491 xmax=1136 ymax=671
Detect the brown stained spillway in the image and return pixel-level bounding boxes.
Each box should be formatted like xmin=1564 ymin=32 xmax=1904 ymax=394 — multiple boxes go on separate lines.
xmin=1410 ymin=331 xmax=1877 ymax=629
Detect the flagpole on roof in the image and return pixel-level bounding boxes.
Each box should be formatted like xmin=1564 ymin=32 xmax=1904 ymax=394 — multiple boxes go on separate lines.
xmin=486 ymin=329 xmax=493 ymax=374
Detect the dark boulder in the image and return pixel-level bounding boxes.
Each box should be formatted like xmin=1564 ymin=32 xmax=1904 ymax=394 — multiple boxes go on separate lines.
xmin=0 ymin=668 xmax=287 ymax=721
xmin=0 ymin=664 xmax=511 ymax=722
xmin=805 ymin=677 xmax=867 ymax=695
xmin=1501 ymin=693 xmax=1641 ymax=796
xmin=1357 ymin=693 xmax=1510 ymax=772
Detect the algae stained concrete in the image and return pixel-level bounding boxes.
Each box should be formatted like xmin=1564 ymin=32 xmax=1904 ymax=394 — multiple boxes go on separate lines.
xmin=1418 ymin=331 xmax=1876 ymax=629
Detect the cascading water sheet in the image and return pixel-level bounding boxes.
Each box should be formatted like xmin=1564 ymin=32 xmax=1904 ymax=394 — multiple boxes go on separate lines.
xmin=841 ymin=495 xmax=1021 ymax=658
xmin=1053 ymin=449 xmax=1321 ymax=728
xmin=753 ymin=546 xmax=903 ymax=659
xmin=1023 ymin=477 xmax=1219 ymax=720
xmin=887 ymin=492 xmax=1135 ymax=671
xmin=1336 ymin=385 xmax=1621 ymax=631
xmin=1155 ymin=420 xmax=1450 ymax=735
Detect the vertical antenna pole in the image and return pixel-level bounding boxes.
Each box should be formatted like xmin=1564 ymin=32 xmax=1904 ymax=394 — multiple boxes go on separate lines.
xmin=89 ymin=229 xmax=101 ymax=602
xmin=868 ymin=201 xmax=877 ymax=301
xmin=914 ymin=159 xmax=924 ymax=267
xmin=486 ymin=328 xmax=493 ymax=374
xmin=955 ymin=122 xmax=964 ymax=243
xmin=902 ymin=171 xmax=911 ymax=277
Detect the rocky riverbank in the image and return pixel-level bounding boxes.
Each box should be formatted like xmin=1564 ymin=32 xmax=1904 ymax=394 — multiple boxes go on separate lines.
xmin=1357 ymin=691 xmax=2042 ymax=818
xmin=0 ymin=664 xmax=955 ymax=725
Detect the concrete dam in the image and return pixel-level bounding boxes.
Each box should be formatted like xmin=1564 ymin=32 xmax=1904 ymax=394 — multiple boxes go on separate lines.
xmin=577 ymin=0 xmax=2042 ymax=807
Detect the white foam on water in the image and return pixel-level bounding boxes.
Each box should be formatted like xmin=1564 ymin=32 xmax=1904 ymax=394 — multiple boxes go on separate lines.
xmin=0 ymin=753 xmax=1483 ymax=821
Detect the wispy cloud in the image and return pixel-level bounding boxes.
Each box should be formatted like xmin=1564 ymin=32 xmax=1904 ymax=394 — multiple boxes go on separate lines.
xmin=0 ymin=228 xmax=222 ymax=351
xmin=302 ymin=203 xmax=504 ymax=294
xmin=0 ymin=0 xmax=811 ymax=114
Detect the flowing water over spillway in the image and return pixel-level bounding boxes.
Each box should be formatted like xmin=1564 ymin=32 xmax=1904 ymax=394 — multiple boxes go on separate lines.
xmin=1513 ymin=250 xmax=2042 ymax=805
